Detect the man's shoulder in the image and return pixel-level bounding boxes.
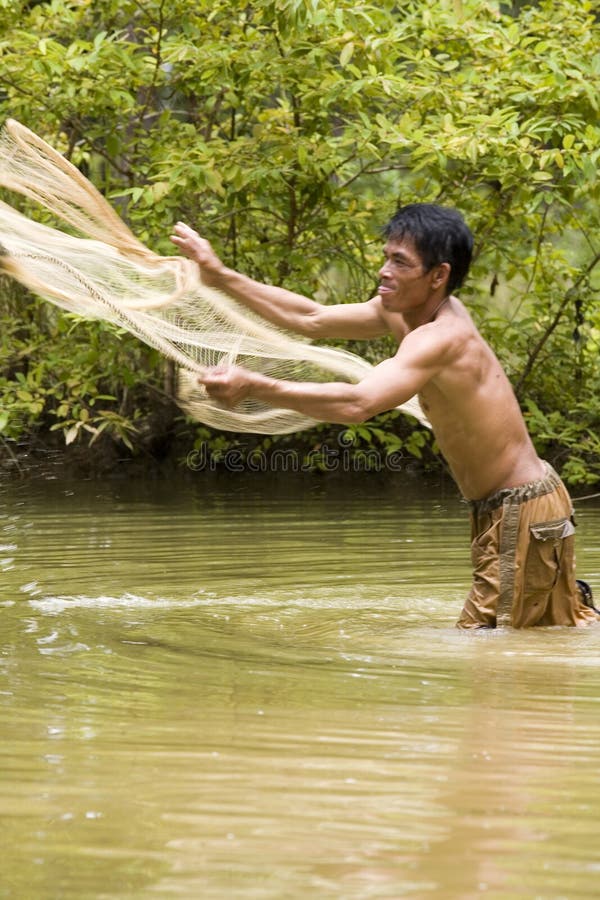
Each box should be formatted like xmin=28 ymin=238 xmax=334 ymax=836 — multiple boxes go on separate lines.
xmin=407 ymin=302 xmax=473 ymax=346
xmin=399 ymin=306 xmax=484 ymax=375
xmin=435 ymin=298 xmax=483 ymax=350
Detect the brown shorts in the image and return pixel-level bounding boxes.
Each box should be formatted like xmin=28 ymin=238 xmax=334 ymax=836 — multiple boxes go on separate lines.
xmin=457 ymin=462 xmax=599 ymax=629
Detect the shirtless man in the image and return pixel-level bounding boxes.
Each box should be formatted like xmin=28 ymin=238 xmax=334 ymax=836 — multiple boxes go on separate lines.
xmin=171 ymin=203 xmax=597 ymax=629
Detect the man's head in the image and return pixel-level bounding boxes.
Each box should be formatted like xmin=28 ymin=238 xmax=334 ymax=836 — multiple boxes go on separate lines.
xmin=382 ymin=204 xmax=473 ymax=295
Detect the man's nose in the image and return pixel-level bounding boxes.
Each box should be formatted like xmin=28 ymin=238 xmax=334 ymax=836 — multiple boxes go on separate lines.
xmin=379 ymin=260 xmax=391 ymax=279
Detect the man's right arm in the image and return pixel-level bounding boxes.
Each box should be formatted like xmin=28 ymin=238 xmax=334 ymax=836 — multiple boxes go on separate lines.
xmin=170 ymin=222 xmax=389 ymax=341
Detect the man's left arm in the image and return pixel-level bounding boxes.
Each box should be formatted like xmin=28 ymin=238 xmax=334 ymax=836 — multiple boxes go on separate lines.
xmin=199 ymin=329 xmax=448 ymax=424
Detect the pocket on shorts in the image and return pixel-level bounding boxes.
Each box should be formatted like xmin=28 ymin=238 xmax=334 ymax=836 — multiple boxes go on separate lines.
xmin=530 ymin=518 xmax=575 ymax=541
xmin=525 ymin=517 xmax=574 ymax=595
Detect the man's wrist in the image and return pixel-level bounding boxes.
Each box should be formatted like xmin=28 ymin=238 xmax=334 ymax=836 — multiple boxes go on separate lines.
xmin=198 ymin=261 xmax=230 ymax=289
xmin=248 ymin=371 xmax=280 ymax=402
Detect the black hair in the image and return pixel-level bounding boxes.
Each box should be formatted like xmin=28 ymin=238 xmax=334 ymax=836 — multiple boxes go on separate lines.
xmin=382 ymin=203 xmax=473 ymax=294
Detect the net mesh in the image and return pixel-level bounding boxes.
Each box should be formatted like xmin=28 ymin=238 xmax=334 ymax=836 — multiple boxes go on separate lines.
xmin=0 ymin=119 xmax=428 ymax=433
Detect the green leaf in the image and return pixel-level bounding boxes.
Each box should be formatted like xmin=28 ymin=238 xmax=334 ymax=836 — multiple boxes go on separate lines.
xmin=339 ymin=41 xmax=354 ymax=67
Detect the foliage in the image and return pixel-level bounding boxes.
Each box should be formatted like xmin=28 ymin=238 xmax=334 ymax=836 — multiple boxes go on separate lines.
xmin=184 ymin=409 xmax=436 ymax=477
xmin=0 ymin=0 xmax=599 ymax=480
xmin=0 ymin=277 xmax=164 ymax=455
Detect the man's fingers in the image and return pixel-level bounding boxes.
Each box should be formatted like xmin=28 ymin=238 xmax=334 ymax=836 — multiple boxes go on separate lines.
xmin=198 ymin=364 xmax=229 ymax=383
xmin=174 ymin=221 xmax=195 ymax=235
xmin=195 ymin=365 xmax=244 ymax=408
xmin=171 ymin=222 xmax=200 ymax=245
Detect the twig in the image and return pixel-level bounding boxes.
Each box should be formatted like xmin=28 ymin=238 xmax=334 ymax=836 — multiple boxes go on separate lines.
xmin=573 ymin=491 xmax=600 ymax=503
xmin=514 ymin=250 xmax=600 ymax=397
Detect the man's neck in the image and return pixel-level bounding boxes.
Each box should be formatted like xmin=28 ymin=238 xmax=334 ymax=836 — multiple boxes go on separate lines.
xmin=403 ymin=293 xmax=450 ymax=332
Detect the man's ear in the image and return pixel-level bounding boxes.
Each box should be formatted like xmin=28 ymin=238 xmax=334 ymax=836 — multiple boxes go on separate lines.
xmin=432 ymin=262 xmax=451 ymax=290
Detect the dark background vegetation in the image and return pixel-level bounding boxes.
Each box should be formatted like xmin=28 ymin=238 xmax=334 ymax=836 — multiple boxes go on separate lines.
xmin=0 ymin=0 xmax=598 ymax=484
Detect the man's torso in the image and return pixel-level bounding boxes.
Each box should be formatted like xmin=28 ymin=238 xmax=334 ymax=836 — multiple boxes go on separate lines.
xmin=383 ymin=298 xmax=545 ymax=500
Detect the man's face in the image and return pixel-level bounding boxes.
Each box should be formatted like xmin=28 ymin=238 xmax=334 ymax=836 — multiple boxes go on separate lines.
xmin=377 ymin=237 xmax=437 ymax=312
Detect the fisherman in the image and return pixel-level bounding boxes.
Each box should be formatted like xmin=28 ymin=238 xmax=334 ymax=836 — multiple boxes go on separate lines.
xmin=171 ymin=204 xmax=598 ymax=629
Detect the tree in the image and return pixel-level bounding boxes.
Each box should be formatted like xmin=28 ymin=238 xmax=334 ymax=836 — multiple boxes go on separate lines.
xmin=0 ymin=0 xmax=599 ymax=480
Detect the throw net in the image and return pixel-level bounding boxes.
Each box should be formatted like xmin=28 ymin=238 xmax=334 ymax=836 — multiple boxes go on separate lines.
xmin=0 ymin=119 xmax=428 ymax=433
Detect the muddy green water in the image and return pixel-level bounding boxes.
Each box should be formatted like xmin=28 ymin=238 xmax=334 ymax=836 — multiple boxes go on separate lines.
xmin=1 ymin=475 xmax=600 ymax=899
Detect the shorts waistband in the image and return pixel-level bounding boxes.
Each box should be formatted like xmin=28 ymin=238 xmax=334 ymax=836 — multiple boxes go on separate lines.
xmin=468 ymin=461 xmax=562 ymax=515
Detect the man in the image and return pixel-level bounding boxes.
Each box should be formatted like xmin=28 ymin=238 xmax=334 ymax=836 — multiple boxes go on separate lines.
xmin=171 ymin=204 xmax=598 ymax=629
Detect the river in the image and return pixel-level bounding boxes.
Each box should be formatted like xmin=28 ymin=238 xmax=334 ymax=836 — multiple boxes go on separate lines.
xmin=1 ymin=473 xmax=600 ymax=898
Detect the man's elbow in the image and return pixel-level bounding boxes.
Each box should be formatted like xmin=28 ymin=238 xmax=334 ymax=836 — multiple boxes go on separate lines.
xmin=340 ymin=398 xmax=376 ymax=424
xmin=302 ymin=308 xmax=330 ymax=339
xmin=340 ymin=391 xmax=402 ymax=423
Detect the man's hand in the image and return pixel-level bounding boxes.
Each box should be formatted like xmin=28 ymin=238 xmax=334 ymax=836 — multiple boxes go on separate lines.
xmin=199 ymin=365 xmax=256 ymax=408
xmin=170 ymin=222 xmax=225 ymax=286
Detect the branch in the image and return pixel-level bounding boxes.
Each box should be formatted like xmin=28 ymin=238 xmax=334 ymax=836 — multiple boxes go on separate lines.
xmin=136 ymin=0 xmax=167 ymax=129
xmin=514 ymin=250 xmax=600 ymax=398
xmin=508 ymin=202 xmax=549 ymax=324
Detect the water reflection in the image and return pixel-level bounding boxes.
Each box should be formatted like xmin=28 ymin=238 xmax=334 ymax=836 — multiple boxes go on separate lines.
xmin=1 ymin=475 xmax=600 ymax=898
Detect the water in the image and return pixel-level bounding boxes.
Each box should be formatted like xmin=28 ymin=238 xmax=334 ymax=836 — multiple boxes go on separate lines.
xmin=1 ymin=474 xmax=600 ymax=899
